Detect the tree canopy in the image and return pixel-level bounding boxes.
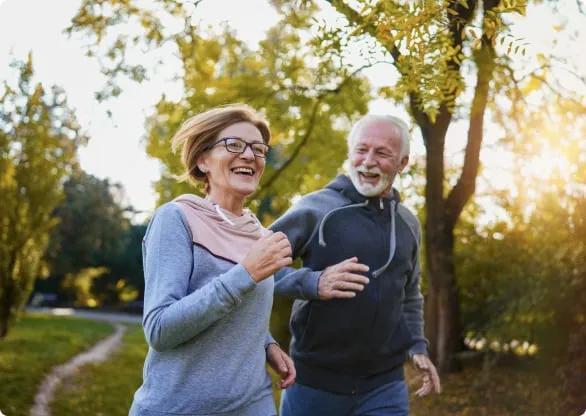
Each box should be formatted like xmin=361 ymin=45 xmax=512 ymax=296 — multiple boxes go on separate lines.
xmin=67 ymin=1 xmax=373 ymax=219
xmin=0 ymin=55 xmax=85 ymax=337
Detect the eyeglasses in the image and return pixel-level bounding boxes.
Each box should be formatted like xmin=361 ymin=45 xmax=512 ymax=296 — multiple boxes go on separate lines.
xmin=208 ymin=137 xmax=271 ymax=158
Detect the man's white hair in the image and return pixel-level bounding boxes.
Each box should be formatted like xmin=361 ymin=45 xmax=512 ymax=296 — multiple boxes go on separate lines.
xmin=347 ymin=114 xmax=411 ymax=158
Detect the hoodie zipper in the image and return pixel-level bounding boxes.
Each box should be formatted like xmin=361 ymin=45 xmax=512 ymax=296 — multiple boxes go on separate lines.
xmin=372 ymin=200 xmax=397 ymax=278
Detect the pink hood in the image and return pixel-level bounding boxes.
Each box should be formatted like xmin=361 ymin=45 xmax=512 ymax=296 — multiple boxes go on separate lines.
xmin=173 ymin=194 xmax=269 ymax=264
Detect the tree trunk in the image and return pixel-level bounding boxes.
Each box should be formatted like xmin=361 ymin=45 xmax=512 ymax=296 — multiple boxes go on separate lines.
xmin=420 ymin=110 xmax=463 ymax=373
xmin=0 ymin=253 xmax=19 ymax=340
xmin=0 ymin=286 xmax=11 ymax=339
xmin=425 ymin=226 xmax=462 ymax=372
xmin=0 ymin=318 xmax=8 ymax=339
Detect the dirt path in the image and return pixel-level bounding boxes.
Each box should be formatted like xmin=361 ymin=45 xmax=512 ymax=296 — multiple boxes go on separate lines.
xmin=27 ymin=307 xmax=141 ymax=324
xmin=29 ymin=323 xmax=127 ymax=416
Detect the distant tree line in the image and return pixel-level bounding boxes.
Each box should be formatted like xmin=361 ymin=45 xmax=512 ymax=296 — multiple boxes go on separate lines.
xmin=34 ymin=171 xmax=145 ymax=308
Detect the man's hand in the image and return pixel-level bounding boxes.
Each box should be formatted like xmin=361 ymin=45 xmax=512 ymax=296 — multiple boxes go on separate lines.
xmin=318 ymin=257 xmax=370 ymax=300
xmin=412 ymin=354 xmax=441 ymax=397
xmin=266 ymin=343 xmax=296 ymax=389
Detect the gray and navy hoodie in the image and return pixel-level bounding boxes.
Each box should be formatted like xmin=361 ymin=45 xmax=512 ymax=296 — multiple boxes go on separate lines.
xmin=130 ymin=202 xmax=276 ymax=416
xmin=272 ymin=174 xmax=428 ymax=395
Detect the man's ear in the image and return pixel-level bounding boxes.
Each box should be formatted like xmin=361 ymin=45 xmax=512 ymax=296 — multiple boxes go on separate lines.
xmin=399 ymin=155 xmax=409 ymax=172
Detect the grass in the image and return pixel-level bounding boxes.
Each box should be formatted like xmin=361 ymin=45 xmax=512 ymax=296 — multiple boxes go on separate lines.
xmin=51 ymin=324 xmax=287 ymax=415
xmin=51 ymin=323 xmax=146 ymax=416
xmin=51 ymin=329 xmax=569 ymax=416
xmin=2 ymin=314 xmax=572 ymax=416
xmin=0 ymin=313 xmax=113 ymax=416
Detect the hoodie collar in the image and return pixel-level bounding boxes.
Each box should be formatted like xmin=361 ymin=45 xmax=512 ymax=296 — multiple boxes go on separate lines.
xmin=173 ymin=194 xmax=268 ymax=264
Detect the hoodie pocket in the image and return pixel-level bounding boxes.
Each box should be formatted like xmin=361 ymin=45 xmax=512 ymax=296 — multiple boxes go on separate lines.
xmin=377 ymin=315 xmax=414 ymax=356
xmin=297 ymin=298 xmax=375 ymax=365
xmin=367 ymin=274 xmax=414 ymax=367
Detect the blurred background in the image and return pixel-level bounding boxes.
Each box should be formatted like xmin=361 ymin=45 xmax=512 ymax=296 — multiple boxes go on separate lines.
xmin=0 ymin=0 xmax=584 ymax=415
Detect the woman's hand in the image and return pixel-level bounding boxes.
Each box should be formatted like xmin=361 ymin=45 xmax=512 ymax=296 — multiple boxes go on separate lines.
xmin=266 ymin=343 xmax=296 ymax=389
xmin=242 ymin=231 xmax=292 ymax=282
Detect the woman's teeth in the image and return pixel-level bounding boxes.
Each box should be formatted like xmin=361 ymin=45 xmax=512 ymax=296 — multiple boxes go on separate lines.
xmin=232 ymin=167 xmax=254 ymax=175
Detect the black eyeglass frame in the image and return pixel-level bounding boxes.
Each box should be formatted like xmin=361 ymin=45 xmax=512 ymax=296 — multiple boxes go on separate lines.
xmin=207 ymin=136 xmax=271 ymax=158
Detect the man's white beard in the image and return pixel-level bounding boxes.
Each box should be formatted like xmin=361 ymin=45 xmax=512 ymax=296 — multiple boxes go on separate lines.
xmin=348 ymin=165 xmax=393 ymax=197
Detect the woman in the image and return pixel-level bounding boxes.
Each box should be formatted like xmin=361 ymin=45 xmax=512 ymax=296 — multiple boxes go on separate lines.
xmin=129 ymin=104 xmax=295 ymax=416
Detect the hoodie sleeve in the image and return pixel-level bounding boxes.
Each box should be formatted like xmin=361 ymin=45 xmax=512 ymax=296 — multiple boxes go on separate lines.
xmin=265 ymin=331 xmax=277 ymax=349
xmin=142 ymin=203 xmax=257 ymax=352
xmin=270 ymin=196 xmax=323 ymax=300
xmin=401 ymin=212 xmax=429 ymax=356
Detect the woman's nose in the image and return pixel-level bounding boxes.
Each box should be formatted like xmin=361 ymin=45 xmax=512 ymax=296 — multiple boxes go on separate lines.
xmin=239 ymin=145 xmax=256 ymax=160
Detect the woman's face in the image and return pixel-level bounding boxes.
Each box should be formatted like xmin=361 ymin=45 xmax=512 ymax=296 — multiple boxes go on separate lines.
xmin=198 ymin=121 xmax=266 ymax=200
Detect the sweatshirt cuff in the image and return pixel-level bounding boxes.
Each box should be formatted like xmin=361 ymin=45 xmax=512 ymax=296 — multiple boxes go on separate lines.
xmin=409 ymin=340 xmax=429 ymax=357
xmin=220 ymin=263 xmax=257 ymax=303
xmin=265 ymin=332 xmax=278 ymax=349
xmin=304 ymin=270 xmax=322 ymax=299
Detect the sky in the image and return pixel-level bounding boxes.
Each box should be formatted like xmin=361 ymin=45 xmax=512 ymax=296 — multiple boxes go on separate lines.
xmin=0 ymin=0 xmax=583 ymax=222
xmin=0 ymin=0 xmax=284 ymax=218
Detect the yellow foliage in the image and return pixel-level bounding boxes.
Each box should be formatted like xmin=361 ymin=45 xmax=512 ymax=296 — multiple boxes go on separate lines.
xmin=62 ymin=267 xmax=109 ymax=307
xmin=520 ymin=74 xmax=544 ymax=95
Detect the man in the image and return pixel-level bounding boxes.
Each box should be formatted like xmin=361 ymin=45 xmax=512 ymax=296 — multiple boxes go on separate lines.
xmin=271 ymin=114 xmax=440 ymax=415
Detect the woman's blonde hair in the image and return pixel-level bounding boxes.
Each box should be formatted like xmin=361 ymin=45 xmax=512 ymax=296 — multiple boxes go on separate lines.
xmin=171 ymin=104 xmax=271 ymax=186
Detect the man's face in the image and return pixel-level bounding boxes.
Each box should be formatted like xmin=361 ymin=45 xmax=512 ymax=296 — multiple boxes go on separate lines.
xmin=348 ymin=121 xmax=409 ymax=197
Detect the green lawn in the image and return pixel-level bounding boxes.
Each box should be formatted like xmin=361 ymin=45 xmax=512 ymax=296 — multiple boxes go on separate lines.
xmin=52 ymin=323 xmax=146 ymax=416
xmin=50 ymin=324 xmax=286 ymax=415
xmin=0 ymin=313 xmax=113 ymax=416
xmin=50 ymin=327 xmax=568 ymax=416
xmin=1 ymin=314 xmax=571 ymax=416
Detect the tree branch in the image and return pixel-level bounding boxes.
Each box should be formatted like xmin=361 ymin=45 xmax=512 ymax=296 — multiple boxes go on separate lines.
xmin=251 ymin=97 xmax=321 ymax=201
xmin=326 ymin=0 xmax=403 ymax=73
xmin=250 ymin=63 xmax=374 ymax=200
xmin=445 ymin=0 xmax=498 ymax=229
xmin=327 ymin=1 xmax=432 ymax=127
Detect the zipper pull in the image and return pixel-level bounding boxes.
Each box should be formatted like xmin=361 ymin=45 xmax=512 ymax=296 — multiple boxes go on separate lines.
xmin=379 ymin=198 xmax=383 ymax=210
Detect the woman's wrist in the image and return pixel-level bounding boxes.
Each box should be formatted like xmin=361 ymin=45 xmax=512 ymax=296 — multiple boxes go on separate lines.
xmin=241 ymin=260 xmax=260 ymax=282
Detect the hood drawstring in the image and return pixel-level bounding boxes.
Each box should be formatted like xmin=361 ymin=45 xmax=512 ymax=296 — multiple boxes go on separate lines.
xmin=372 ymin=200 xmax=397 ymax=278
xmin=318 ymin=200 xmax=370 ymax=247
xmin=317 ymin=198 xmax=398 ymax=279
xmin=210 ymin=200 xmax=262 ymax=228
xmin=213 ymin=203 xmax=236 ymax=226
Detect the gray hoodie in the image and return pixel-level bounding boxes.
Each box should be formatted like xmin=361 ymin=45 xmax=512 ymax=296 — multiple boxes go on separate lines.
xmin=129 ymin=202 xmax=276 ymax=416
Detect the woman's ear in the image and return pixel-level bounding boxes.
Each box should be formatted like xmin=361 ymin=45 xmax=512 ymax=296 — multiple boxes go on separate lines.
xmin=196 ymin=154 xmax=208 ymax=174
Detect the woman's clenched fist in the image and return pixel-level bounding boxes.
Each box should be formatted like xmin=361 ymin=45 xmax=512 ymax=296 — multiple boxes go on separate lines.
xmin=242 ymin=231 xmax=293 ymax=282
